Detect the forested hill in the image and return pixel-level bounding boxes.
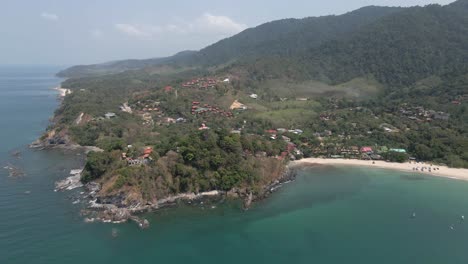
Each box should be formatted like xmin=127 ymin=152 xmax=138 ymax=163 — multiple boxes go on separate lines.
xmin=57 ymin=5 xmax=403 ymax=78
xmin=299 ymin=1 xmax=468 ymax=87
xmin=177 ymin=6 xmax=403 ymax=66
xmin=58 ymin=0 xmax=468 ymax=89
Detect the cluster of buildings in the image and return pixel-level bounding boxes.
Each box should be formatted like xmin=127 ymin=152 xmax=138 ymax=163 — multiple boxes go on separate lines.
xmin=132 ymin=100 xmax=161 ymax=113
xmin=181 ymin=77 xmax=219 ymax=89
xmin=122 ymin=147 xmax=154 ymax=166
xmin=451 ymin=94 xmax=468 ymax=105
xmin=319 ymin=113 xmax=335 ymax=121
xmin=265 ymin=128 xmax=304 ymax=140
xmin=191 ymin=101 xmax=234 ymax=118
xmin=310 ymin=145 xmax=407 ymax=160
xmin=399 ymin=105 xmax=450 ymax=122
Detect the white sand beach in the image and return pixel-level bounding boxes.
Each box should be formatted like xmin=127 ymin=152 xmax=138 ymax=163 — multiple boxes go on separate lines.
xmin=292 ymin=158 xmax=468 ymax=181
xmin=53 ymin=86 xmax=71 ymax=97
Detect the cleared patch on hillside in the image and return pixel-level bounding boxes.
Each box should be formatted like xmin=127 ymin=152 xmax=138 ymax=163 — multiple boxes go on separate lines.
xmin=253 ymin=108 xmax=317 ymax=128
xmin=259 ymin=77 xmax=382 ymax=99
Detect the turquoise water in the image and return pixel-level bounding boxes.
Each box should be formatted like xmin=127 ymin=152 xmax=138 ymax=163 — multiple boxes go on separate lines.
xmin=1 ymin=65 xmax=468 ymax=264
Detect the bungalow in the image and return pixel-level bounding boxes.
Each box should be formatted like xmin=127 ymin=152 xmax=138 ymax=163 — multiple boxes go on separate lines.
xmin=143 ymin=147 xmax=153 ymax=155
xmin=164 ymin=117 xmax=176 ymax=124
xmin=294 ymin=129 xmax=304 ymax=135
xmin=288 ymin=129 xmax=303 ymax=135
xmin=277 ymin=128 xmax=287 ymax=133
xmin=230 ymin=100 xmax=247 ymax=110
xmin=198 ymin=123 xmax=210 ymax=130
xmin=360 ymin=146 xmax=373 ymax=153
xmin=434 ymin=112 xmax=450 ymax=121
xmin=105 ymin=112 xmax=116 ymax=119
xmin=250 ymin=94 xmax=258 ymax=99
xmin=348 ymin=146 xmax=360 ymax=155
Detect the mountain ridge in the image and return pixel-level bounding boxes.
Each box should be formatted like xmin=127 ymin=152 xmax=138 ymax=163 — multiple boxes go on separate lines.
xmin=57 ymin=5 xmax=404 ymax=78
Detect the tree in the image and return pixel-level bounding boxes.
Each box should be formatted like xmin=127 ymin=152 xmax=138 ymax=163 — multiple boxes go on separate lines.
xmin=81 ymin=151 xmax=114 ymax=183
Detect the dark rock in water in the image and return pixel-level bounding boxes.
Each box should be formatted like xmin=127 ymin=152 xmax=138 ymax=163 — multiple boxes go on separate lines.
xmin=111 ymin=228 xmax=119 ymax=238
xmin=141 ymin=219 xmax=150 ymax=229
xmin=3 ymin=164 xmax=25 ymax=178
xmin=10 ymin=150 xmax=21 ymax=158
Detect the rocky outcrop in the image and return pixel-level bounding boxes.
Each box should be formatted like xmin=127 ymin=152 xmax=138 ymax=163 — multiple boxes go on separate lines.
xmin=55 ymin=169 xmax=83 ymax=191
xmin=252 ymin=165 xmax=297 ymax=203
xmin=3 ymin=164 xmax=25 ymax=177
xmin=30 ymin=129 xmax=70 ymax=149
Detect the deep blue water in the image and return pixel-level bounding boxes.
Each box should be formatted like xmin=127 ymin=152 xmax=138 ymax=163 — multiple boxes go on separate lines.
xmin=1 ymin=65 xmax=468 ymax=264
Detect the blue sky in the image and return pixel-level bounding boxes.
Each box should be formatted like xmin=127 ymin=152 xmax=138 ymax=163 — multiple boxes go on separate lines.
xmin=0 ymin=0 xmax=455 ymax=65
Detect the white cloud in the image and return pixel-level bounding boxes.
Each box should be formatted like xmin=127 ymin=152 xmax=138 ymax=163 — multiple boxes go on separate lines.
xmin=40 ymin=12 xmax=59 ymax=21
xmin=191 ymin=13 xmax=247 ymax=35
xmin=115 ymin=24 xmax=150 ymax=37
xmin=115 ymin=13 xmax=247 ymax=39
xmin=90 ymin=29 xmax=103 ymax=38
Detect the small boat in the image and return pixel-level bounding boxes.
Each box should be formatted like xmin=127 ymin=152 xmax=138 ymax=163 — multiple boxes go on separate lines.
xmin=411 ymin=212 xmax=416 ymax=218
xmin=462 ymin=215 xmax=465 ymax=221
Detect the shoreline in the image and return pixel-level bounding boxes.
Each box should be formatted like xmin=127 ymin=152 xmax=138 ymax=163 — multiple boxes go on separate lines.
xmin=53 ymin=86 xmax=71 ymax=97
xmin=291 ymin=158 xmax=468 ymax=181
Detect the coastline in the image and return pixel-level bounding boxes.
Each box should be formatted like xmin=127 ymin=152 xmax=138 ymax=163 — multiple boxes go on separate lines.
xmin=53 ymin=86 xmax=71 ymax=97
xmin=291 ymin=158 xmax=468 ymax=181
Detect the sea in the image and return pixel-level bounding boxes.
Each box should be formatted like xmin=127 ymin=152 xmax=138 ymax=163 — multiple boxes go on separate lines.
xmin=1 ymin=65 xmax=468 ymax=264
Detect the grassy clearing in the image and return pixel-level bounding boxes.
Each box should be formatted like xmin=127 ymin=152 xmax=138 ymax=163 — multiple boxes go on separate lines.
xmin=254 ymin=108 xmax=317 ymax=128
xmin=259 ymin=77 xmax=381 ymax=99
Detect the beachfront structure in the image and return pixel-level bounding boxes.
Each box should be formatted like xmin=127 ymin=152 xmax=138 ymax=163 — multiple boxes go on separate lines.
xmin=389 ymin=148 xmax=407 ymax=153
xmin=360 ymin=146 xmax=373 ymax=153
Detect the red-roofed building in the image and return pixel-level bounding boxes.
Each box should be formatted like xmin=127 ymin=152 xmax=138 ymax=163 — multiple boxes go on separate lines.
xmin=143 ymin=147 xmax=153 ymax=155
xmin=164 ymin=86 xmax=173 ymax=92
xmin=360 ymin=146 xmax=373 ymax=153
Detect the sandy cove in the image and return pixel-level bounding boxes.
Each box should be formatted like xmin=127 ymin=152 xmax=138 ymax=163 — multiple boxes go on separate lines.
xmin=53 ymin=86 xmax=71 ymax=97
xmin=291 ymin=158 xmax=468 ymax=181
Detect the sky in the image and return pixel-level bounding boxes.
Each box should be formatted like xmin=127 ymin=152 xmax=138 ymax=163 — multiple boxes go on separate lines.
xmin=0 ymin=0 xmax=456 ymax=66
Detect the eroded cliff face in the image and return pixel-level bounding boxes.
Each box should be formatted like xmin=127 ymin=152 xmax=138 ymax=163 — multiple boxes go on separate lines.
xmin=88 ymin=156 xmax=292 ymax=218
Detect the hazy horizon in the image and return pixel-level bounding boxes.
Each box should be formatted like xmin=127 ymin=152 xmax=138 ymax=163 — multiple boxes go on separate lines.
xmin=0 ymin=0 xmax=456 ymax=66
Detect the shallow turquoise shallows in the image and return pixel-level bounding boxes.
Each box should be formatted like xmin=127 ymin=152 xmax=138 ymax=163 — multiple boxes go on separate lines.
xmin=1 ymin=65 xmax=468 ymax=264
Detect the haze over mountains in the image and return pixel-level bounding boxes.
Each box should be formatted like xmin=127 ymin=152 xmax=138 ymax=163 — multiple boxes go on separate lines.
xmin=58 ymin=0 xmax=468 ymax=89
